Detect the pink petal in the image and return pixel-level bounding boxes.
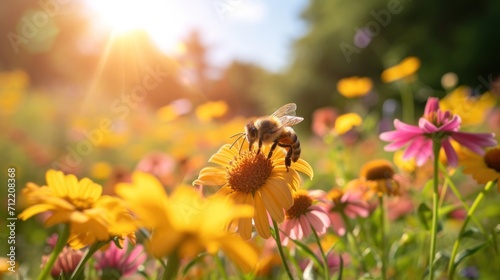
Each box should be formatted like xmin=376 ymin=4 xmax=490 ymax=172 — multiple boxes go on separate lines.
xmin=300 ymin=215 xmax=311 ymax=238
xmin=328 ymin=213 xmax=346 ymax=236
xmin=452 ymin=132 xmax=497 ymax=154
xmin=393 ymin=119 xmax=422 ymax=133
xmin=403 ymin=136 xmax=433 ymax=166
xmin=346 ymin=202 xmax=370 ymax=218
xmin=424 ymin=97 xmax=440 ymax=117
xmin=418 ymin=118 xmax=439 ymax=133
xmin=439 ymin=115 xmax=461 ymax=132
xmin=442 ymin=139 xmax=458 ymax=166
xmin=291 ymin=219 xmax=303 ymax=240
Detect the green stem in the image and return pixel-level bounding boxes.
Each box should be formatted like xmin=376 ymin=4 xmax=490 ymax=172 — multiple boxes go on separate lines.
xmin=310 ymin=224 xmax=329 ymax=280
xmin=401 ymin=83 xmax=414 ymax=123
xmin=428 ymin=140 xmax=441 ymax=280
xmin=447 ymin=179 xmax=496 ymax=279
xmin=71 ymin=240 xmax=107 ymax=279
xmin=340 ymin=212 xmax=368 ymax=273
xmin=163 ymin=251 xmax=181 ymax=280
xmin=38 ymin=224 xmax=70 ymax=280
xmin=214 ymin=254 xmax=229 ymax=280
xmin=272 ymin=219 xmax=294 ymax=280
xmin=337 ymin=255 xmax=344 ymax=280
xmin=438 ymin=163 xmax=486 ymax=233
xmin=379 ymin=196 xmax=387 ymax=280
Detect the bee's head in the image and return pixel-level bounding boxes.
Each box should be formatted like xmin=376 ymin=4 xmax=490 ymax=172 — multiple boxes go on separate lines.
xmin=245 ymin=121 xmax=258 ymax=147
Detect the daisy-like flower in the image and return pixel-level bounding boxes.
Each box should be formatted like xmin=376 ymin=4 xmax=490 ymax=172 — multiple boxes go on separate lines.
xmin=116 ymin=172 xmax=259 ymax=273
xmin=360 ymin=159 xmax=401 ymax=197
xmin=380 ymin=97 xmax=497 ymax=166
xmin=381 ymin=56 xmax=420 ymax=83
xmin=280 ymin=190 xmax=330 ymax=245
xmin=336 ymin=76 xmax=373 ymax=98
xmin=461 ymin=146 xmax=500 ymax=190
xmin=94 ymin=239 xmax=147 ymax=279
xmin=18 ymin=170 xmax=136 ymax=249
xmin=316 ymin=188 xmax=370 ymax=236
xmin=193 ymin=142 xmax=313 ymax=239
xmin=334 ymin=113 xmax=363 ymax=136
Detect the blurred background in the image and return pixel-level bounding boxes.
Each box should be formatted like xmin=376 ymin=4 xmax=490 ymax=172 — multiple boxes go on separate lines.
xmin=1 ymin=0 xmax=500 ymax=276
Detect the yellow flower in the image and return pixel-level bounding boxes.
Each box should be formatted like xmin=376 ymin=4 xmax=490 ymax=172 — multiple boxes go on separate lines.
xmin=381 ymin=56 xmax=420 ymax=83
xmin=195 ymin=100 xmax=228 ymax=122
xmin=334 ymin=113 xmax=362 ymax=135
xmin=0 ymin=69 xmax=29 ymax=115
xmin=116 ymin=172 xmax=259 ymax=272
xmin=360 ymin=159 xmax=400 ymax=196
xmin=193 ymin=142 xmax=313 ymax=239
xmin=337 ymin=76 xmax=373 ymax=98
xmin=393 ymin=150 xmax=416 ymax=173
xmin=90 ymin=161 xmax=112 ymax=180
xmin=18 ymin=170 xmax=135 ymax=249
xmin=461 ymin=146 xmax=500 ymax=191
xmin=440 ymin=86 xmax=497 ymax=126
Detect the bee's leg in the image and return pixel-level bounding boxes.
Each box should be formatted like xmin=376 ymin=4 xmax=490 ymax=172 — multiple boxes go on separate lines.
xmin=284 ymin=148 xmax=292 ymax=171
xmin=257 ymin=139 xmax=263 ymax=154
xmin=278 ymin=143 xmax=293 ymax=171
xmin=267 ymin=140 xmax=279 ymax=159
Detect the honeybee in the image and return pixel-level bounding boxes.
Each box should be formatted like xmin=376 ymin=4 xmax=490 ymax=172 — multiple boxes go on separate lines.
xmin=244 ymin=103 xmax=303 ymax=170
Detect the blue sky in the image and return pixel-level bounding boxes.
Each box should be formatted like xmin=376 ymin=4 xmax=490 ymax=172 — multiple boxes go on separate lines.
xmin=159 ymin=0 xmax=309 ymax=72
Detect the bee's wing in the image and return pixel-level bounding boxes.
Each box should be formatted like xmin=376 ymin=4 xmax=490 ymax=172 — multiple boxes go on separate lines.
xmin=279 ymin=116 xmax=303 ymax=127
xmin=270 ymin=103 xmax=297 ymax=118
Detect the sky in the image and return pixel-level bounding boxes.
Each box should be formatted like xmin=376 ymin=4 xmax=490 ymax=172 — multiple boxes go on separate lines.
xmin=85 ymin=0 xmax=309 ymax=73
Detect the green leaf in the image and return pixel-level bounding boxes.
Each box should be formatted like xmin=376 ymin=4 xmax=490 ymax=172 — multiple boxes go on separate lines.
xmin=460 ymin=227 xmax=484 ymax=240
xmin=492 ymin=227 xmax=499 ymax=255
xmin=418 ymin=203 xmax=432 ymax=230
xmin=438 ymin=204 xmax=459 ymax=217
xmin=453 ymin=241 xmax=489 ymax=267
xmin=182 ymin=253 xmax=208 ymax=276
xmin=289 ymin=238 xmax=323 ymax=270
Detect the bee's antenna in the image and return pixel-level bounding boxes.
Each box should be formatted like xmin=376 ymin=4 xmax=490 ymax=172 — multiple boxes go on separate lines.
xmin=230 ymin=132 xmax=246 ymax=151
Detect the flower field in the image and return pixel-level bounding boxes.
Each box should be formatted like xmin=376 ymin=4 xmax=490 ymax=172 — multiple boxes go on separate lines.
xmin=2 ymin=58 xmax=500 ymax=280
xmin=2 ymin=1 xmax=500 ymax=279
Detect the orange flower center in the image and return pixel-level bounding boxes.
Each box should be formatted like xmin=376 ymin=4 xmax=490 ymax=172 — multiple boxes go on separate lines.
xmin=65 ymin=197 xmax=94 ymax=211
xmin=361 ymin=160 xmax=395 ymax=181
xmin=227 ymin=151 xmax=273 ymax=193
xmin=286 ymin=192 xmax=312 ymax=219
xmin=326 ymin=189 xmax=347 ymax=212
xmin=484 ymin=148 xmax=500 ymax=172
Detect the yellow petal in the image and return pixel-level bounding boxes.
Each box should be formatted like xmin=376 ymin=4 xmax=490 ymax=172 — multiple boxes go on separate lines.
xmin=292 ymin=159 xmax=314 ymax=180
xmin=334 ymin=113 xmax=362 ymax=135
xmin=18 ymin=204 xmax=55 ymax=220
xmin=218 ymin=235 xmax=259 ymax=273
xmin=193 ymin=167 xmax=228 ymax=186
xmin=44 ymin=210 xmax=73 ymax=227
xmin=253 ymin=193 xmax=271 ymax=239
xmin=46 ymin=169 xmax=66 ymax=196
xmin=238 ymin=217 xmax=253 ymax=240
xmin=258 ymin=187 xmax=284 ymax=223
xmin=208 ymin=149 xmax=235 ymax=167
xmin=148 ymin=227 xmax=183 ymax=258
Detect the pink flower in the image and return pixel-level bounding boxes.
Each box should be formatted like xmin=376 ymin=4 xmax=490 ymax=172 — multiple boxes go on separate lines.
xmin=315 ymin=189 xmax=370 ymax=236
xmin=94 ymin=239 xmax=147 ymax=278
xmin=41 ymin=247 xmax=83 ymax=278
xmin=135 ymin=151 xmax=175 ymax=186
xmin=300 ymin=251 xmax=348 ymax=276
xmin=280 ymin=190 xmax=331 ymax=245
xmin=380 ymin=97 xmax=497 ymax=166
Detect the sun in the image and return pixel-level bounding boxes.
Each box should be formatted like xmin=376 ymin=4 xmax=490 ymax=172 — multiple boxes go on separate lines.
xmin=84 ymin=0 xmax=186 ymax=53
xmin=86 ymin=0 xmax=162 ymax=34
